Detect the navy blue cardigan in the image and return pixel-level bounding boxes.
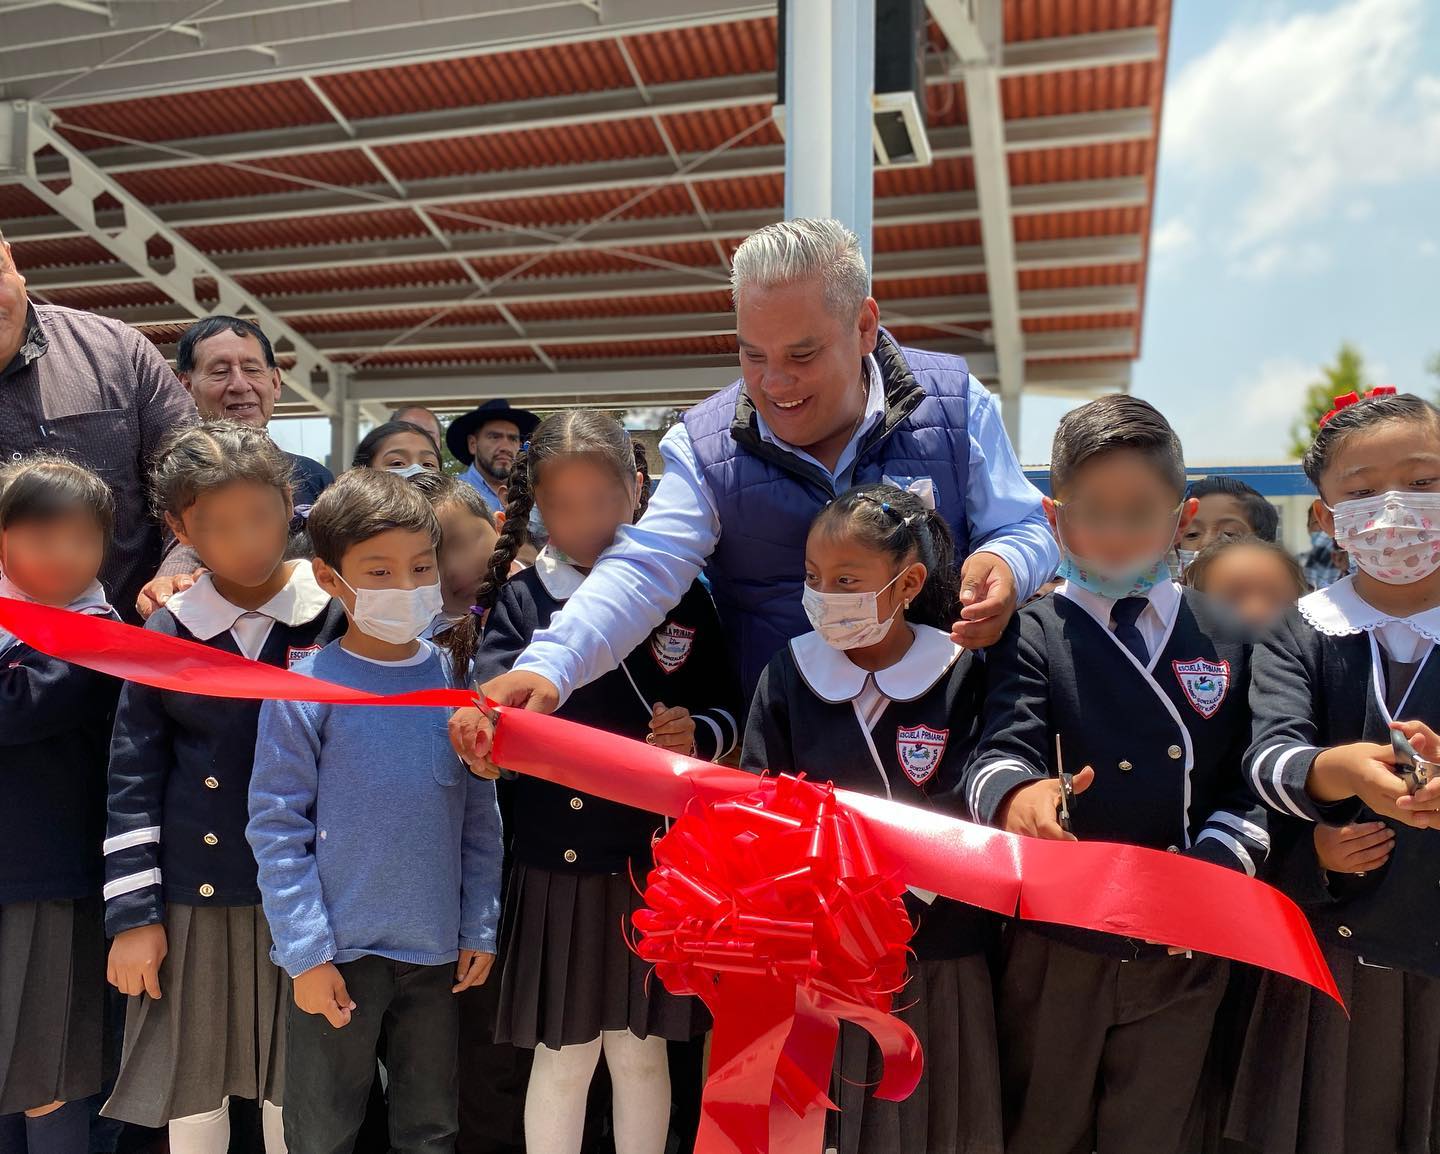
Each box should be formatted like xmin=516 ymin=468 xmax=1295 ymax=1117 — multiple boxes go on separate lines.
xmin=0 ymin=627 xmax=121 ymax=903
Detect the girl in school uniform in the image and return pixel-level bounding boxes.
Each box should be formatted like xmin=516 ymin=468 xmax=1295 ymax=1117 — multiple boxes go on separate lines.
xmin=102 ymin=422 xmax=345 ymax=1153
xmin=742 ymin=482 xmax=1000 ymax=1154
xmin=473 ymin=411 xmax=740 ymax=1154
xmin=1227 ymin=391 xmax=1440 ymax=1154
xmin=0 ymin=456 xmax=121 ymax=1153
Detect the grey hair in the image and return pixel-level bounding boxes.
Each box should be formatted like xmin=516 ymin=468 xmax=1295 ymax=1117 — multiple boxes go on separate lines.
xmin=730 ymin=218 xmax=871 ymax=319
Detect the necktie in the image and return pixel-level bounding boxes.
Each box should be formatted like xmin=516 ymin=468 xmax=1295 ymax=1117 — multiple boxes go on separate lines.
xmin=1111 ymin=596 xmax=1150 ymax=666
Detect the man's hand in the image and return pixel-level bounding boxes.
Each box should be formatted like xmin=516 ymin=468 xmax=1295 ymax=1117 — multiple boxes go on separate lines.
xmin=1314 ymin=821 xmax=1395 ymax=875
xmin=995 ymin=766 xmax=1096 ymax=840
xmin=453 ymin=950 xmax=495 ymax=993
xmin=952 ymin=552 xmax=1019 ymax=649
xmin=136 ymin=567 xmax=205 ymax=620
xmin=648 ymin=703 xmax=696 ymax=756
xmin=107 ymin=924 xmax=168 ymax=998
xmin=294 ymin=962 xmax=355 ymax=1028
xmin=449 ymin=671 xmax=561 ymax=778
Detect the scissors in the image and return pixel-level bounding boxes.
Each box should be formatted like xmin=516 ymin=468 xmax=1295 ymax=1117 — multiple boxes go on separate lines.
xmin=1390 ymin=726 xmax=1434 ymax=795
xmin=1054 ymin=733 xmax=1075 ymax=834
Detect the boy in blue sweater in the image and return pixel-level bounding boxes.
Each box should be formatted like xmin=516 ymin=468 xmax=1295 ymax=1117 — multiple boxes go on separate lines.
xmin=247 ymin=469 xmax=503 ymax=1154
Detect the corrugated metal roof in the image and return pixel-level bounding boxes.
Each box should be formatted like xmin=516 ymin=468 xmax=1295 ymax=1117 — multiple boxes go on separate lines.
xmin=375 ymin=119 xmax=667 ymax=184
xmin=57 ymin=81 xmax=329 ymax=147
xmin=622 ymin=18 xmax=777 ymax=83
xmin=1006 ymin=0 xmax=1162 ymax=41
xmin=0 ymin=2 xmax=1169 ymax=414
xmin=317 ymin=40 xmax=635 ymax=120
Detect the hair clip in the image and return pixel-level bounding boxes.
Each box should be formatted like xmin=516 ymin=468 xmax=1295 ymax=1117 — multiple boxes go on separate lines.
xmin=880 ymin=501 xmax=891 ymax=513
xmin=521 ymin=440 xmax=531 ymax=453
xmin=1320 ymin=385 xmax=1397 ymax=426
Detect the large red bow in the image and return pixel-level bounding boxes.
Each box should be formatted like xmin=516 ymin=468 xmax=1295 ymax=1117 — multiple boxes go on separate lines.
xmin=1320 ymin=384 xmax=1398 ymax=426
xmin=635 ymin=775 xmax=919 ymax=1153
xmin=0 ymin=597 xmax=1341 ymax=1154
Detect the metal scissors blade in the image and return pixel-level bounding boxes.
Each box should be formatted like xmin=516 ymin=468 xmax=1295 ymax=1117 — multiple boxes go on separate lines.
xmin=470 ymin=693 xmax=500 ymax=726
xmin=1390 ymin=726 xmax=1434 ymax=794
xmin=1054 ymin=733 xmax=1074 ymax=833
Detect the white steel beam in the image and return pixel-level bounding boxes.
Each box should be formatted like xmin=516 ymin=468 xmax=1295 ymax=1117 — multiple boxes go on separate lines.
xmin=135 ymin=288 xmax=1137 ymax=358
xmin=929 ymin=0 xmax=1025 ymax=441
xmin=16 ymin=107 xmax=1151 ymax=239
xmin=1 ymin=1 xmax=777 ymax=105
xmin=993 ymin=27 xmax=1161 ymax=77
xmin=6 ymin=101 xmax=337 ymax=414
xmin=48 ymin=236 xmax=1145 ymax=327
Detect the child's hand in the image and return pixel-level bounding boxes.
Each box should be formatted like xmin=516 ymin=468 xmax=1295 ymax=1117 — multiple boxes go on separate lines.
xmin=453 ymin=950 xmax=495 ymax=993
xmin=1310 ymin=742 xmax=1440 ymax=828
xmin=1390 ymin=720 xmax=1440 ymax=821
xmin=1314 ymin=821 xmax=1395 ymax=875
xmin=107 ymin=924 xmax=167 ymax=999
xmin=294 ymin=962 xmax=355 ymax=1029
xmin=995 ymin=766 xmax=1095 ymax=840
xmin=647 ymin=703 xmax=696 ymax=756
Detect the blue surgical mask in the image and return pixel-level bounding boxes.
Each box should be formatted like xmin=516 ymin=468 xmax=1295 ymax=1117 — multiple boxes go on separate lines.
xmin=1054 ymin=512 xmax=1179 ymax=601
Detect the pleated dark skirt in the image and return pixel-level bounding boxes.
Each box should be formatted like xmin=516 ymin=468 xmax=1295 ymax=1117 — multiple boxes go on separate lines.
xmin=0 ymin=896 xmax=105 ymax=1113
xmin=1225 ymin=946 xmax=1440 ymax=1154
xmin=494 ymin=863 xmax=709 ymax=1051
xmin=826 ymin=954 xmax=1004 ymax=1154
xmin=102 ymin=903 xmax=287 ymax=1128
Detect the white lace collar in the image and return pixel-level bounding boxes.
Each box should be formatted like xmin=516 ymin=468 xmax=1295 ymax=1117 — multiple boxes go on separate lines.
xmin=1297 ymin=575 xmax=1440 ymax=645
xmin=790 ymin=624 xmax=964 ymax=704
xmin=167 ymin=560 xmax=331 ymax=641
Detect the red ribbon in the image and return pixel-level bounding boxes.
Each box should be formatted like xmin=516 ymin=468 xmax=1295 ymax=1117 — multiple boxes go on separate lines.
xmin=633 ymin=775 xmax=920 ymax=1154
xmin=0 ymin=597 xmax=1341 ymax=1154
xmin=1320 ymin=384 xmax=1398 ymax=425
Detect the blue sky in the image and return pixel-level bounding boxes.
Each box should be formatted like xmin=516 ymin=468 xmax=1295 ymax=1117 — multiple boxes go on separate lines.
xmin=1016 ymin=0 xmax=1440 ymax=464
xmin=274 ymin=0 xmax=1440 ymax=469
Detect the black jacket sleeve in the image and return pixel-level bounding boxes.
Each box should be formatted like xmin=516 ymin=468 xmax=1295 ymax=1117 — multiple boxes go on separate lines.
xmin=673 ymin=583 xmax=742 ymax=762
xmin=474 ymin=581 xmax=538 ymax=685
xmin=740 ymin=658 xmax=797 ymax=778
xmin=1242 ymin=609 xmax=1359 ymax=825
xmin=961 ymin=612 xmax=1052 ymax=825
xmin=105 ymin=673 xmax=175 ymax=936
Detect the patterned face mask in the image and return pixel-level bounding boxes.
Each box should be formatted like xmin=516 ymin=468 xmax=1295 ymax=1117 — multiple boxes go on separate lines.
xmin=1326 ymin=490 xmax=1440 ymax=585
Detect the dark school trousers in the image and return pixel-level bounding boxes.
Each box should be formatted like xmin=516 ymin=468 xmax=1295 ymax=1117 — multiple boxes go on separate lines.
xmin=998 ymin=925 xmax=1229 ymax=1154
xmin=286 ymin=956 xmax=458 ymax=1154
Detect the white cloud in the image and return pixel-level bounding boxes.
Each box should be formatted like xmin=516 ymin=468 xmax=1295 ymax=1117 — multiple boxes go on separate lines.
xmin=1153 ymin=216 xmax=1196 ymax=256
xmin=1231 ymin=238 xmax=1332 ymax=281
xmin=1178 ymin=357 xmax=1319 ymax=462
xmin=1420 ymin=239 xmax=1438 ymax=258
xmin=1161 ymin=0 xmax=1440 ymax=272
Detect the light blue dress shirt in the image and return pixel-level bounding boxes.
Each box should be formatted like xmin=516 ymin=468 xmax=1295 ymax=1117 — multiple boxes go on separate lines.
xmin=515 ymin=363 xmax=1057 ymax=704
xmin=459 ymin=462 xmax=546 ymax=542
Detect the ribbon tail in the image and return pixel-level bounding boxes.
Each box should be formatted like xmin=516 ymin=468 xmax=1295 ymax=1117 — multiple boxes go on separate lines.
xmin=694 ymin=975 xmax=803 ymax=1154
xmin=811 ymin=989 xmax=924 ymax=1103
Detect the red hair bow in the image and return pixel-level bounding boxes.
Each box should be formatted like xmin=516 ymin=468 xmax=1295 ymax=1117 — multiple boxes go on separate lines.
xmin=1320 ymin=385 xmax=1398 ymax=426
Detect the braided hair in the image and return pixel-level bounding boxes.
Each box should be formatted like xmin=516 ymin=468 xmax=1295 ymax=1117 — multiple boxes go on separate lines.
xmin=475 ymin=411 xmax=651 ymax=615
xmin=810 ymin=482 xmax=961 ymax=631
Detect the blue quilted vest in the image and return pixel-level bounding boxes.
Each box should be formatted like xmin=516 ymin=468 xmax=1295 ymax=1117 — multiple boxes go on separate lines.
xmin=683 ymin=330 xmax=972 ymax=696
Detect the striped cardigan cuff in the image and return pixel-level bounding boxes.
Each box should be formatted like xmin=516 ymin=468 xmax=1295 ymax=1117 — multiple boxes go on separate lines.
xmin=1245 ymin=741 xmax=1325 ymax=822
xmin=967 ymin=758 xmax=1045 ymax=826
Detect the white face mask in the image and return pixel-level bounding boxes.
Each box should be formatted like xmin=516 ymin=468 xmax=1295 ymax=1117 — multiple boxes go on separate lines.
xmin=801 ymin=568 xmax=907 ymax=651
xmin=1326 ymin=490 xmax=1440 ymax=585
xmin=336 ymin=574 xmax=443 ymax=644
xmin=387 ymin=463 xmax=428 ymax=479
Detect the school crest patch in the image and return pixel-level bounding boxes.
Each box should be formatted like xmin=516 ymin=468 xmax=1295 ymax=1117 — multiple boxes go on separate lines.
xmin=286 ymin=644 xmax=322 ymax=670
xmin=650 ymin=622 xmax=695 ymax=674
xmin=1172 ymin=658 xmax=1230 ymax=719
xmin=896 ymin=724 xmax=948 ymax=786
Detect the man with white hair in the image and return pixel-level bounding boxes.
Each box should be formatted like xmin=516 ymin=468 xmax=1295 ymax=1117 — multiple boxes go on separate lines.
xmin=453 ymin=218 xmax=1056 ymax=756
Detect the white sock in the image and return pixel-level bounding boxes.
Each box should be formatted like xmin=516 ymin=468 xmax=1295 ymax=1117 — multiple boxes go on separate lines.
xmin=524 ymin=1037 xmax=602 ymax=1154
xmin=168 ymin=1097 xmax=230 ymax=1154
xmin=262 ymin=1100 xmax=286 ymax=1154
xmin=602 ymin=1029 xmax=671 ymax=1154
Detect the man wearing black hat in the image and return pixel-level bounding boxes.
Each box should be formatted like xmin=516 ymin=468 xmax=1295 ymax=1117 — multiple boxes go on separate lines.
xmin=447 ymin=398 xmax=541 ymax=531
